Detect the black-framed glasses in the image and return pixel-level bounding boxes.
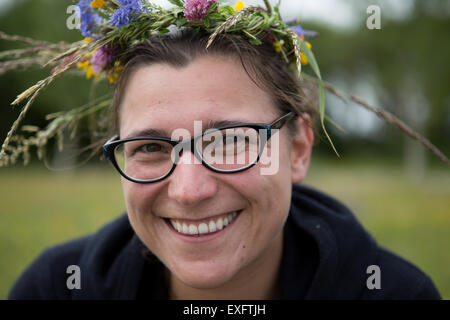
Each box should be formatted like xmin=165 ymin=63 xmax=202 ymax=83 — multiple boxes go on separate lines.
xmin=103 ymin=112 xmax=295 ymax=183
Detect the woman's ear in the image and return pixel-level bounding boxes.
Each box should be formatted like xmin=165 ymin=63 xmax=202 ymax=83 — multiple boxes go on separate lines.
xmin=290 ymin=114 xmax=314 ymax=184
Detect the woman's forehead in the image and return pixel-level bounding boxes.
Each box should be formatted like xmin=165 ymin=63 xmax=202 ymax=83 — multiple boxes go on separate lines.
xmin=122 ymin=55 xmax=267 ymax=102
xmin=118 ymin=56 xmax=278 ymax=136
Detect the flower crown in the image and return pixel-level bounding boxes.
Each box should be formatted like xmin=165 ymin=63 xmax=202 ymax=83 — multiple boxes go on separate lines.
xmin=76 ymin=0 xmax=317 ymax=80
xmin=0 ymin=0 xmax=448 ymax=167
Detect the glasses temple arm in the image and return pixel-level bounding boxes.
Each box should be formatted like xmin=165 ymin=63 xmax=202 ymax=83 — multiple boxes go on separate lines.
xmin=270 ymin=112 xmax=296 ymax=130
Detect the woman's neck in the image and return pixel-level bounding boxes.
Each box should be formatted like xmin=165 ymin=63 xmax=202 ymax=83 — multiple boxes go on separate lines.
xmin=168 ymin=231 xmax=284 ymax=300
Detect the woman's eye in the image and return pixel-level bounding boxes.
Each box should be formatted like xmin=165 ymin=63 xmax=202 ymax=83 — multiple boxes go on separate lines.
xmin=224 ymin=135 xmax=243 ymax=144
xmin=138 ymin=143 xmax=166 ymax=153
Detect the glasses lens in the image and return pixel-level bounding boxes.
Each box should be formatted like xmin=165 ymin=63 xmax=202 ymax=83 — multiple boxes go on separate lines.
xmin=114 ymin=139 xmax=174 ymax=181
xmin=198 ymin=127 xmax=261 ymax=171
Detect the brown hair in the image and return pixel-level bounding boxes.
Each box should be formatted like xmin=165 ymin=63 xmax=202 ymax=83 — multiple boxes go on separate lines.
xmin=109 ymin=28 xmax=317 ymax=137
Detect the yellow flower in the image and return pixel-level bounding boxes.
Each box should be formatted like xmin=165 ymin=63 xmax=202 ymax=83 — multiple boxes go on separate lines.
xmin=77 ymin=60 xmax=89 ymax=70
xmin=108 ymin=62 xmax=123 ymax=84
xmin=273 ymin=40 xmax=284 ymax=53
xmin=90 ymin=0 xmax=106 ymax=9
xmin=300 ymin=41 xmax=312 ymax=65
xmin=300 ymin=53 xmax=308 ymax=65
xmin=233 ymin=1 xmax=245 ymax=11
xmin=77 ymin=60 xmax=99 ymax=80
xmin=86 ymin=67 xmax=96 ymax=79
xmin=83 ymin=37 xmax=94 ymax=43
xmin=107 ymin=74 xmax=117 ymax=84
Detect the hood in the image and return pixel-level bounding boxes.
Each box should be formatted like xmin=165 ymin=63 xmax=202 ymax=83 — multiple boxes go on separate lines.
xmin=282 ymin=184 xmax=379 ymax=299
xmin=72 ymin=215 xmax=147 ymax=299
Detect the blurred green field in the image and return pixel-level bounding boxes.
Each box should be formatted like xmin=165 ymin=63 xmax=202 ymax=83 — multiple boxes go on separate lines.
xmin=0 ymin=159 xmax=449 ymax=299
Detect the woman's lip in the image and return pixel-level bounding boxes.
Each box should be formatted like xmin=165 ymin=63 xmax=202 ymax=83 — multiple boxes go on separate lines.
xmin=164 ymin=210 xmax=242 ymax=243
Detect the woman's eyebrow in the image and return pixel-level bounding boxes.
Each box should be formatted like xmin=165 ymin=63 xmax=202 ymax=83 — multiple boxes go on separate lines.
xmin=203 ymin=119 xmax=250 ymax=130
xmin=125 ymin=128 xmax=169 ymax=138
xmin=125 ymin=119 xmax=251 ymax=139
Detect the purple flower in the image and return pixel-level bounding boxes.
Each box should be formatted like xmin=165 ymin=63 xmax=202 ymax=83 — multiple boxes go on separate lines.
xmin=90 ymin=45 xmax=117 ymax=74
xmin=77 ymin=0 xmax=102 ymax=39
xmin=184 ymin=0 xmax=217 ymax=21
xmin=110 ymin=0 xmax=143 ymax=27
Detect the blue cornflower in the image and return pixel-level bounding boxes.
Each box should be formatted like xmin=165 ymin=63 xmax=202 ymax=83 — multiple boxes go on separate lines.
xmin=291 ymin=25 xmax=305 ymax=37
xmin=77 ymin=0 xmax=102 ymax=39
xmin=291 ymin=25 xmax=319 ymax=39
xmin=110 ymin=0 xmax=143 ymax=27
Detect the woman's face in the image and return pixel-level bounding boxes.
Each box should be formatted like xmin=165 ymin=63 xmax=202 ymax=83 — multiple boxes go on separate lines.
xmin=118 ymin=55 xmax=312 ymax=290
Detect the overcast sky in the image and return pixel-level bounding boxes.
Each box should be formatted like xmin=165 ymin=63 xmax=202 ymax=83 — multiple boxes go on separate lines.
xmin=0 ymin=0 xmax=419 ymax=30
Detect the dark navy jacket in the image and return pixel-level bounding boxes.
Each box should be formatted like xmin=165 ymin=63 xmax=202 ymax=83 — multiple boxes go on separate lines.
xmin=9 ymin=184 xmax=441 ymax=299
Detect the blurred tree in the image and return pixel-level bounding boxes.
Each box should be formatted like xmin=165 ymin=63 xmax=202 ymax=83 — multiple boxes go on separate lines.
xmin=308 ymin=0 xmax=450 ymax=170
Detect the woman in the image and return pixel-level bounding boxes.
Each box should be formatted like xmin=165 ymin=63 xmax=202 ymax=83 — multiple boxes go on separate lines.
xmin=8 ymin=27 xmax=441 ymax=299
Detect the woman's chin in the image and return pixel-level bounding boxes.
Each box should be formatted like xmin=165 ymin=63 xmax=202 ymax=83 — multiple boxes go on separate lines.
xmin=171 ymin=262 xmax=236 ymax=290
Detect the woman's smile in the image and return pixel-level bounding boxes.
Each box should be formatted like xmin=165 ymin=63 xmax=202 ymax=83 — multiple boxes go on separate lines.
xmin=163 ymin=209 xmax=243 ymax=243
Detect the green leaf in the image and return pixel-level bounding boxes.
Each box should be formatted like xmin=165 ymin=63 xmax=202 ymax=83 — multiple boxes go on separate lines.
xmin=249 ymin=38 xmax=262 ymax=45
xmin=203 ymin=17 xmax=210 ymax=28
xmin=318 ymin=80 xmax=325 ymax=124
xmin=208 ymin=2 xmax=218 ymax=14
xmin=300 ymin=39 xmax=339 ymax=156
xmin=167 ymin=0 xmax=184 ymax=7
xmin=171 ymin=7 xmax=184 ymax=16
xmin=159 ymin=28 xmax=170 ymax=34
xmin=242 ymin=30 xmax=260 ymax=43
xmin=218 ymin=5 xmax=234 ymax=16
xmin=208 ymin=13 xmax=223 ymax=21
xmin=176 ymin=17 xmax=187 ymax=28
xmin=274 ymin=3 xmax=281 ymax=14
xmin=300 ymin=40 xmax=321 ymax=80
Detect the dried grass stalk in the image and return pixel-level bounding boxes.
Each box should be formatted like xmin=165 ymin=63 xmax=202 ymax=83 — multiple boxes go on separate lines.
xmin=348 ymin=93 xmax=449 ymax=165
xmin=207 ymin=6 xmax=265 ymax=49
xmin=43 ymin=42 xmax=86 ymax=68
xmin=0 ymin=57 xmax=47 ymax=75
xmin=0 ymin=40 xmax=99 ymax=157
xmin=0 ymin=82 xmax=45 ymax=159
xmin=0 ymin=31 xmax=49 ymax=46
xmin=11 ymin=83 xmax=41 ymax=105
xmin=288 ymin=29 xmax=302 ymax=77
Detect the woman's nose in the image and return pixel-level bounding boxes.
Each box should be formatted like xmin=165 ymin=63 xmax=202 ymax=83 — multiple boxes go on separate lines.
xmin=167 ymin=151 xmax=218 ymax=206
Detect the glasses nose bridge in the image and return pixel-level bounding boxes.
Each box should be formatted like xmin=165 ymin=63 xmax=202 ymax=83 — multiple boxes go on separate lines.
xmin=171 ymin=135 xmax=203 ymax=164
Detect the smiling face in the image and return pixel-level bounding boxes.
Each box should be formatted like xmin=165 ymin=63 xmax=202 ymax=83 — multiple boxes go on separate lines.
xmin=117 ymin=54 xmax=313 ymax=297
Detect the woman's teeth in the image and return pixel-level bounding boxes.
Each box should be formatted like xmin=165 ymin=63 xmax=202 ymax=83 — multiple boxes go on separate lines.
xmin=169 ymin=211 xmax=239 ymax=236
